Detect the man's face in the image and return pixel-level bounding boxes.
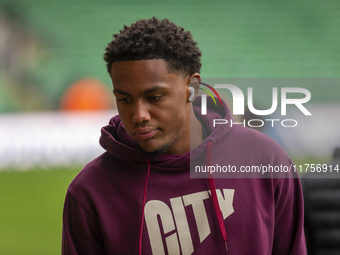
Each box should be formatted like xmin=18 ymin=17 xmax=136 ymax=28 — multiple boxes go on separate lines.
xmin=110 ymin=59 xmax=193 ymax=155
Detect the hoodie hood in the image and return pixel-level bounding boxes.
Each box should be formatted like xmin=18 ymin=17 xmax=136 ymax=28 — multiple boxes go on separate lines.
xmin=99 ymin=96 xmax=233 ymax=169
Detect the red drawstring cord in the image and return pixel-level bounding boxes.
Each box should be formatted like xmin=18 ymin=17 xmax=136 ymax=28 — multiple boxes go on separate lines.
xmin=139 ymin=144 xmax=228 ymax=253
xmin=206 ymin=141 xmax=228 ymax=251
xmin=139 ymin=158 xmax=150 ymax=255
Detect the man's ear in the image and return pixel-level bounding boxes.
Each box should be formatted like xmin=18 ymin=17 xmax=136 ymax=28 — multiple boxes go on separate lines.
xmin=188 ymin=73 xmax=201 ymax=102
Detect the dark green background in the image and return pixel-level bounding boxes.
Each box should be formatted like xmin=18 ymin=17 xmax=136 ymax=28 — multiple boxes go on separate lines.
xmin=1 ymin=0 xmax=339 ymax=112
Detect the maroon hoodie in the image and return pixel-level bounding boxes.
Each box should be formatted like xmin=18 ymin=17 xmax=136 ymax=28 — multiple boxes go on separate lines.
xmin=62 ymin=98 xmax=307 ymax=255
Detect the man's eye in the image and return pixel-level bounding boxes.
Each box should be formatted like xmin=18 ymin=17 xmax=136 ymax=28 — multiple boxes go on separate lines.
xmin=118 ymin=98 xmax=131 ymax=103
xmin=148 ymin=95 xmax=162 ymax=102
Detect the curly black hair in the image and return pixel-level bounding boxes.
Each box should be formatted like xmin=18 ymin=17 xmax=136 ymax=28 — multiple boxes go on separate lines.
xmin=103 ymin=17 xmax=202 ymax=76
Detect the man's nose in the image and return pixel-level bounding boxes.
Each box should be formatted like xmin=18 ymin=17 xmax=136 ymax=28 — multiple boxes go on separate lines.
xmin=132 ymin=101 xmax=151 ymax=124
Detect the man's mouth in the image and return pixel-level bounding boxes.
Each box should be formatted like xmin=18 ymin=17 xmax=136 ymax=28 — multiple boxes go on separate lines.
xmin=133 ymin=128 xmax=157 ymax=141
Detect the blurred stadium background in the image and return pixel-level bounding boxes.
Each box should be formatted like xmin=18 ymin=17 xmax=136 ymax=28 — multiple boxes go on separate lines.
xmin=0 ymin=0 xmax=339 ymax=254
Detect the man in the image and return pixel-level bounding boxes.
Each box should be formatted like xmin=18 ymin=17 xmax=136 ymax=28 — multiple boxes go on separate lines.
xmin=62 ymin=17 xmax=307 ymax=254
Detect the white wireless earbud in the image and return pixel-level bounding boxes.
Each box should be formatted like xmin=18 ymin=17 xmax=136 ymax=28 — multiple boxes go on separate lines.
xmin=188 ymin=86 xmax=195 ymax=102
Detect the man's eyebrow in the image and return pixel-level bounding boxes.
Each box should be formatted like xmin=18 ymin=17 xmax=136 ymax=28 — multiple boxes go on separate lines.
xmin=113 ymin=85 xmax=167 ymax=96
xmin=113 ymin=89 xmax=130 ymax=96
xmin=143 ymin=85 xmax=167 ymax=94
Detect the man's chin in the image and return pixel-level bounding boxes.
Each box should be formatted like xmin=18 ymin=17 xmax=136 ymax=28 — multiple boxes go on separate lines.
xmin=138 ymin=143 xmax=169 ymax=158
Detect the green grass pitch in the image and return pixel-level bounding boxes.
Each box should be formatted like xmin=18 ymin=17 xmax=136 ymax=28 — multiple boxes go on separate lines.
xmin=0 ymin=168 xmax=80 ymax=255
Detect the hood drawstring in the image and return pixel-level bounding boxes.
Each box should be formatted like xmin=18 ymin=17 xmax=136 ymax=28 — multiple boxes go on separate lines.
xmin=139 ymin=147 xmax=228 ymax=254
xmin=206 ymin=141 xmax=228 ymax=252
xmin=139 ymin=158 xmax=150 ymax=255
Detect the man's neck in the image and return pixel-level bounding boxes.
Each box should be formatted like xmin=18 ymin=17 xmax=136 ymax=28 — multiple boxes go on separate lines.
xmin=190 ymin=105 xmax=203 ymax=150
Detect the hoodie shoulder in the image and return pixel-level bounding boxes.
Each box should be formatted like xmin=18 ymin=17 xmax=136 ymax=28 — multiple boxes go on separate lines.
xmin=230 ymin=124 xmax=291 ymax=161
xmin=67 ymin=152 xmax=114 ymax=194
